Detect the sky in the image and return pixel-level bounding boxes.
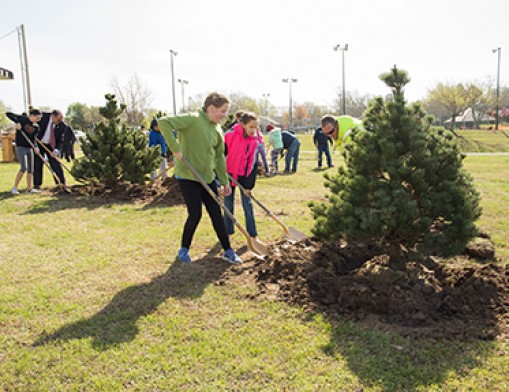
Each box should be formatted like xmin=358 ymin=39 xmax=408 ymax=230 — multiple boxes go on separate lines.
xmin=1 ymin=0 xmax=508 ymax=114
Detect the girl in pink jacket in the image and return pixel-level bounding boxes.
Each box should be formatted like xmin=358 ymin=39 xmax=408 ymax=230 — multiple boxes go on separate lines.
xmin=223 ymin=112 xmax=260 ymax=239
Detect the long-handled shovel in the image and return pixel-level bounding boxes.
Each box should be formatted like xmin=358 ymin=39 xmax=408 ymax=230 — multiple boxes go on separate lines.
xmin=148 ymin=159 xmax=174 ymax=187
xmin=35 ymin=137 xmax=85 ymax=183
xmin=229 ymin=175 xmax=308 ymax=242
xmin=19 ymin=131 xmax=69 ymax=192
xmin=181 ymin=157 xmax=268 ymax=256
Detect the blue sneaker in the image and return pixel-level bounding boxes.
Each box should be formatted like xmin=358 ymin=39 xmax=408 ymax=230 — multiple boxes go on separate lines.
xmin=177 ymin=247 xmax=192 ymax=263
xmin=221 ymin=248 xmax=242 ymax=264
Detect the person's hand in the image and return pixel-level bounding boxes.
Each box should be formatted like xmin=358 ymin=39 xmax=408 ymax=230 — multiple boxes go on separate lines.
xmin=15 ymin=123 xmax=21 ymax=130
xmin=174 ymin=151 xmax=183 ymax=160
xmin=242 ymin=189 xmax=251 ymax=197
xmin=223 ymin=183 xmax=232 ymax=197
xmin=53 ymin=149 xmax=60 ymax=158
xmin=34 ymin=147 xmax=40 ymax=155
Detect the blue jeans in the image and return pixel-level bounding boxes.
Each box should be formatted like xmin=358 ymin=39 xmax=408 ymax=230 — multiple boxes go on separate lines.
xmin=317 ymin=144 xmax=332 ymax=167
xmin=257 ymin=143 xmax=269 ymax=173
xmin=224 ymin=185 xmax=258 ymax=238
xmin=285 ymin=139 xmax=300 ymax=172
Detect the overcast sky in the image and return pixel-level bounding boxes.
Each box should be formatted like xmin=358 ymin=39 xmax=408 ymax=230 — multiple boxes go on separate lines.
xmin=1 ymin=0 xmax=507 ymax=114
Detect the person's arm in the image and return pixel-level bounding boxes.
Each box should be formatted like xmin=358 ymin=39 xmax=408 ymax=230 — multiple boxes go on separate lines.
xmin=214 ymin=134 xmax=228 ymax=186
xmin=158 ymin=114 xmax=195 ymax=159
xmin=6 ymin=112 xmax=21 ymax=123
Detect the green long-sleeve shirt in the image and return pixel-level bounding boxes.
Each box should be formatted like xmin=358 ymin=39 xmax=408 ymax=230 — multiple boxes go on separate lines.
xmin=158 ymin=110 xmax=228 ymax=185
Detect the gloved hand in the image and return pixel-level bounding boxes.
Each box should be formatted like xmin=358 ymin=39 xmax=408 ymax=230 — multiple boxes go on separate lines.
xmin=53 ymin=149 xmax=60 ymax=158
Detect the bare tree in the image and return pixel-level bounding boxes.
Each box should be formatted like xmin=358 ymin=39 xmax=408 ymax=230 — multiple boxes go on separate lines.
xmin=332 ymin=90 xmax=371 ymax=118
xmin=110 ymin=74 xmax=153 ymax=127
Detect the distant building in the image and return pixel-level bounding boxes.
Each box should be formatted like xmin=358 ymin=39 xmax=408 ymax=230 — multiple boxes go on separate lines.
xmin=444 ymin=108 xmax=495 ymax=130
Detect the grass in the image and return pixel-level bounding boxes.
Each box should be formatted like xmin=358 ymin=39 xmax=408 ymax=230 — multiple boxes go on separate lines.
xmin=0 ymin=132 xmax=508 ymax=391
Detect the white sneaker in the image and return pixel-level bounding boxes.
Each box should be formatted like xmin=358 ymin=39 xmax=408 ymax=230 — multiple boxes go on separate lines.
xmin=28 ymin=188 xmax=41 ymax=194
xmin=11 ymin=187 xmax=19 ymax=195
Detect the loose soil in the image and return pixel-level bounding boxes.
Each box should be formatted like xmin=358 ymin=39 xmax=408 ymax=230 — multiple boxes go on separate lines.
xmin=220 ymin=238 xmax=509 ymax=341
xmin=53 ymin=177 xmax=185 ymax=206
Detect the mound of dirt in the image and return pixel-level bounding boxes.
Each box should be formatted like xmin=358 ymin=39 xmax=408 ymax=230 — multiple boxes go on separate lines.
xmin=222 ymin=239 xmax=509 ymax=340
xmin=54 ymin=177 xmax=185 ymax=206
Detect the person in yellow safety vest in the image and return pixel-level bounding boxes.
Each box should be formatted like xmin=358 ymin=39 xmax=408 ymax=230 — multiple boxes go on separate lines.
xmin=323 ymin=115 xmax=363 ymax=150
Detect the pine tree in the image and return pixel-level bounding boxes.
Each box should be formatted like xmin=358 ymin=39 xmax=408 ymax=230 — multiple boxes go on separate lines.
xmin=71 ymin=94 xmax=160 ymax=188
xmin=310 ymin=66 xmax=482 ymax=270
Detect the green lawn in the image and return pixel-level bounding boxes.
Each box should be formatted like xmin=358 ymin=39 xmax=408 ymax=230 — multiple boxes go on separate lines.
xmin=0 ymin=133 xmax=508 ymax=391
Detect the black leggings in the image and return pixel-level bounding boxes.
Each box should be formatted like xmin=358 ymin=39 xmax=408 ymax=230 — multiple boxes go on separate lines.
xmin=178 ymin=179 xmax=231 ymax=251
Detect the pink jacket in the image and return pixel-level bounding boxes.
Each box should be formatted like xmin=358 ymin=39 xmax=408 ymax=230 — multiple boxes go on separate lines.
xmin=224 ymin=123 xmax=259 ymax=184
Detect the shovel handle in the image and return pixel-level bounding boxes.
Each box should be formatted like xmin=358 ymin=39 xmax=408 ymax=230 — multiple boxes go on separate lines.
xmin=35 ymin=137 xmax=77 ymax=179
xmin=19 ymin=131 xmax=66 ymax=189
xmin=228 ymin=175 xmax=290 ymax=235
xmin=181 ymin=157 xmax=259 ymax=253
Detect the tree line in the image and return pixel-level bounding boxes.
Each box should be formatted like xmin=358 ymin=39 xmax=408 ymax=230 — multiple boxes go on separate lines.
xmin=2 ymin=74 xmax=507 ymax=132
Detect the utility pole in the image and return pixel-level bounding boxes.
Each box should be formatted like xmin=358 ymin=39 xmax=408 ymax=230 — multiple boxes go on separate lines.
xmin=17 ymin=24 xmax=32 ymax=111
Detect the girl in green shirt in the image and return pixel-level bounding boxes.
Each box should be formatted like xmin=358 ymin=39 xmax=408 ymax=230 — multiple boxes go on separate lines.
xmin=158 ymin=92 xmax=242 ymax=264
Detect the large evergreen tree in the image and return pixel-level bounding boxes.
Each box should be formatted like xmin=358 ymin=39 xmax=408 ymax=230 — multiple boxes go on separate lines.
xmin=71 ymin=94 xmax=160 ymax=188
xmin=310 ymin=66 xmax=482 ymax=270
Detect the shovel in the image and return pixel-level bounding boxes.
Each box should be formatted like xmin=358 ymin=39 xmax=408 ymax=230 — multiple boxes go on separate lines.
xmin=148 ymin=159 xmax=175 ymax=187
xmin=181 ymin=157 xmax=268 ymax=256
xmin=19 ymin=131 xmax=69 ymax=192
xmin=228 ymin=175 xmax=308 ymax=242
xmin=35 ymin=137 xmax=85 ymax=183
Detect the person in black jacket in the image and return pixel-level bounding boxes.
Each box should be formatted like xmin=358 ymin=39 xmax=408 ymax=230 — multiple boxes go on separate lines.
xmin=60 ymin=123 xmax=76 ymax=162
xmin=6 ymin=108 xmax=43 ymax=194
xmin=33 ymin=110 xmax=65 ymax=190
xmin=313 ymin=115 xmax=335 ymax=168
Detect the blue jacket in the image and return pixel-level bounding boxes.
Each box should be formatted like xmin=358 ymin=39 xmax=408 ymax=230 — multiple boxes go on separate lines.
xmin=148 ymin=129 xmax=167 ymax=155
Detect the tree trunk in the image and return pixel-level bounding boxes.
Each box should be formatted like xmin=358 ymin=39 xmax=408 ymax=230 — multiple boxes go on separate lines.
xmin=388 ymin=243 xmax=406 ymax=271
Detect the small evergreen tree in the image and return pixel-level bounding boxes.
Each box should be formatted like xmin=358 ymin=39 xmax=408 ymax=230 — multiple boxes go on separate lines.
xmin=310 ymin=66 xmax=482 ymax=270
xmin=71 ymin=94 xmax=160 ymax=188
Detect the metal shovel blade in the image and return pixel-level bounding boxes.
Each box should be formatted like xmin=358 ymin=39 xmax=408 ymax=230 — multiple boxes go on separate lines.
xmin=285 ymin=226 xmax=308 ymax=241
xmin=247 ymin=237 xmax=269 ymax=256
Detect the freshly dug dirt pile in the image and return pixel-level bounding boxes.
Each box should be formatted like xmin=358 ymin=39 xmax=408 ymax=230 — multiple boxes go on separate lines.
xmin=54 ymin=177 xmax=185 ymax=206
xmin=222 ymin=238 xmax=509 ymax=340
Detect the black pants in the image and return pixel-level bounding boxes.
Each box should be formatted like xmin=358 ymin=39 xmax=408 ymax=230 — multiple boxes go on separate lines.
xmin=33 ymin=143 xmax=65 ymax=188
xmin=178 ymin=179 xmax=231 ymax=251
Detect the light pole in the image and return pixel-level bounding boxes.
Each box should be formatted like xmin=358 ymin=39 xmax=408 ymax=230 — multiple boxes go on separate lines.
xmin=178 ymin=79 xmax=188 ymax=112
xmin=169 ymin=49 xmax=178 ymax=115
xmin=333 ymin=43 xmax=348 ymax=115
xmin=282 ymin=79 xmax=297 ymax=130
xmin=492 ymin=47 xmax=501 ymax=130
xmin=262 ymin=93 xmax=270 ymax=116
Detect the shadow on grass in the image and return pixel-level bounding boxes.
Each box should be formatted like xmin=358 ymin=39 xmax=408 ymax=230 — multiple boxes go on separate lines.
xmin=0 ymin=190 xmax=17 ymax=201
xmin=33 ymin=243 xmax=231 ymax=350
xmin=19 ymin=192 xmax=130 ymax=214
xmin=320 ymin=320 xmax=495 ymax=391
xmin=20 ymin=192 xmax=183 ymax=214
